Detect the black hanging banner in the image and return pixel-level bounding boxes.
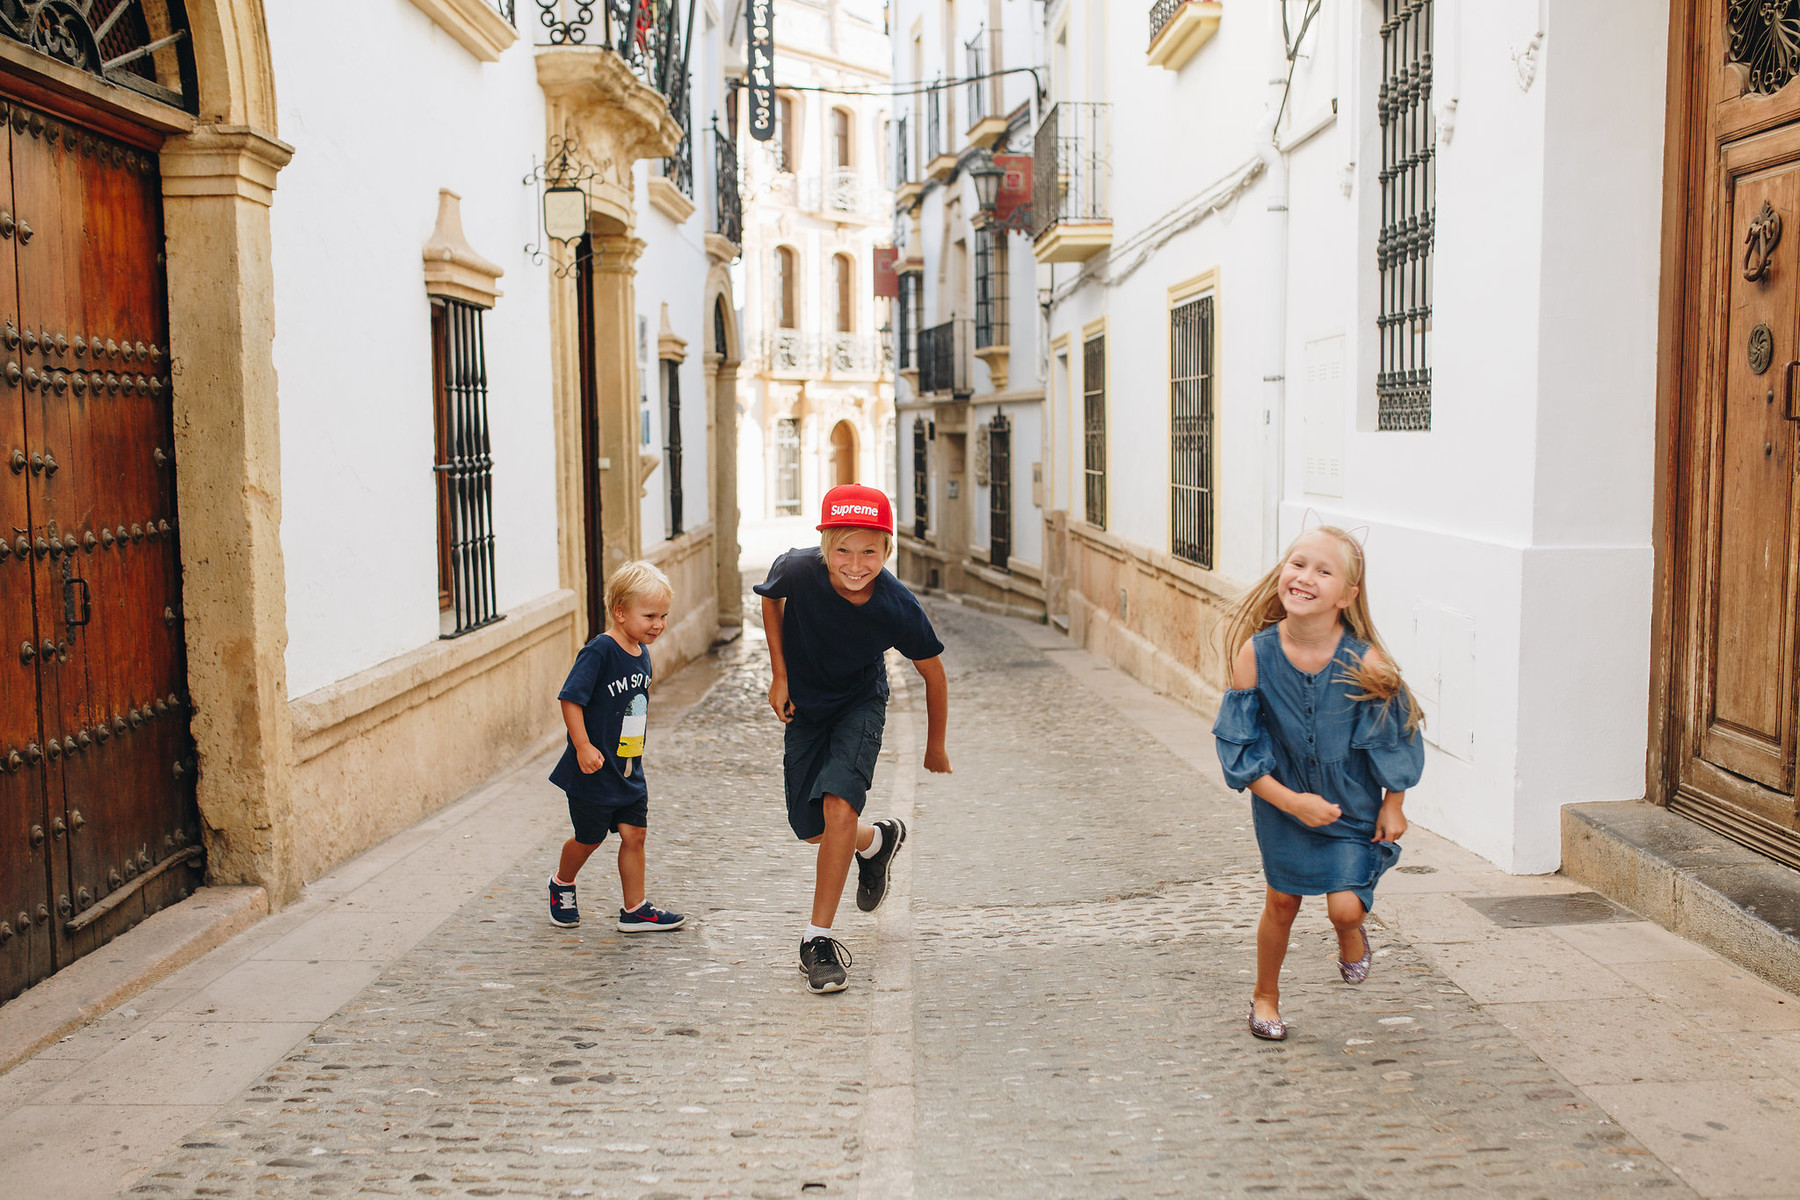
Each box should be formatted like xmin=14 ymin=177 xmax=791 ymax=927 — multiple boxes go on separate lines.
xmin=747 ymin=0 xmax=774 ymax=142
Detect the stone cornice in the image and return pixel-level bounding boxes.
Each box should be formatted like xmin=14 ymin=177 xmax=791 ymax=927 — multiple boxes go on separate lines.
xmin=160 ymin=125 xmax=296 ymax=207
xmin=406 ymin=0 xmax=519 ymax=62
xmin=423 ymin=189 xmax=504 ymax=308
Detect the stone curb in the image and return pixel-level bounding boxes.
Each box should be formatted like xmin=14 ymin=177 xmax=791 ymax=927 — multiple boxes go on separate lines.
xmin=1563 ymin=799 xmax=1800 ymax=996
xmin=0 ymin=884 xmax=268 ymax=1076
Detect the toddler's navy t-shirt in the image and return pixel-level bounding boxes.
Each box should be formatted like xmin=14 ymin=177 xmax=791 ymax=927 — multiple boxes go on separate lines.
xmin=548 ymin=635 xmax=652 ymax=806
xmin=753 ymin=547 xmax=944 ymax=723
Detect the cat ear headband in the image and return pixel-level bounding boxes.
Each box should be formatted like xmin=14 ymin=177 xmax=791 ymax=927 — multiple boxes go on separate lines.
xmin=1299 ymin=507 xmax=1370 ymax=548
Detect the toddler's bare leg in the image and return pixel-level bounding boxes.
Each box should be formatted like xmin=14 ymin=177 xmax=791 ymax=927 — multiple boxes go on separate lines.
xmin=1325 ymin=890 xmax=1368 ymax=961
xmin=616 ymin=824 xmax=647 ymax=911
xmin=557 ymin=838 xmax=602 ymax=882
xmin=1256 ymin=887 xmax=1303 ymax=1022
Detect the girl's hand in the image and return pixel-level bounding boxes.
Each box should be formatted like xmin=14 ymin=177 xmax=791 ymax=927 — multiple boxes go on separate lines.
xmin=923 ymin=743 xmax=953 ymax=774
xmin=575 ymin=743 xmax=605 ymax=775
xmin=1289 ymin=793 xmax=1343 ymax=828
xmin=1374 ymin=798 xmax=1408 ymax=842
xmin=768 ymin=677 xmax=794 ymax=723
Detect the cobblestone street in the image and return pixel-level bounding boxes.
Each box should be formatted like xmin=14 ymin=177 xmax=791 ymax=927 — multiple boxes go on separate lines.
xmin=7 ymin=596 xmax=1794 ymax=1198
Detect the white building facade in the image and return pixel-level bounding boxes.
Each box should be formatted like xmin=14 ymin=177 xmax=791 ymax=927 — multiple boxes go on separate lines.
xmin=735 ymin=0 xmax=895 ymax=525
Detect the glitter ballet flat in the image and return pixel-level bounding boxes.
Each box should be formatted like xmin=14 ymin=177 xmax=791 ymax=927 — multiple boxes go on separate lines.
xmin=1247 ymin=999 xmax=1288 ymax=1041
xmin=1338 ymin=923 xmax=1372 ymax=985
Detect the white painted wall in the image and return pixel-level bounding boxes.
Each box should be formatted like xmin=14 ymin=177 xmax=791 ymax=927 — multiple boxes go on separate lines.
xmin=268 ymin=0 xmax=557 ymax=699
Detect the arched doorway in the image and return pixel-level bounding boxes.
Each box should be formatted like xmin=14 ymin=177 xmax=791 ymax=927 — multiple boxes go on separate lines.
xmin=830 ymin=420 xmax=858 ymax=486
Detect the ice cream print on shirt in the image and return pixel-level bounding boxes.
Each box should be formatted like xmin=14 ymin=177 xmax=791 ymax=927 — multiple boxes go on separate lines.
xmin=617 ymin=693 xmax=648 ymax=775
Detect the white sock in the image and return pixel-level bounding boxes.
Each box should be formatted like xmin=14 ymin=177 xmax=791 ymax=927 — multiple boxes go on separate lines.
xmin=625 ymin=900 xmax=647 ymax=913
xmin=805 ymin=923 xmax=831 ymax=943
xmin=857 ymin=825 xmax=884 ymax=860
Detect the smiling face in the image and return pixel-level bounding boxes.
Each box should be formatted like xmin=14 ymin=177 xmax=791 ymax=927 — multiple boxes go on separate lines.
xmin=825 ymin=528 xmax=888 ymax=598
xmin=611 ymin=590 xmax=671 ymax=647
xmin=1278 ymin=532 xmax=1358 ymax=621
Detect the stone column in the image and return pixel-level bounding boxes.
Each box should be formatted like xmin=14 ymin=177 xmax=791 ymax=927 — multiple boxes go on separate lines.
xmin=159 ymin=124 xmax=301 ymax=907
xmin=590 ymin=233 xmax=647 ymax=582
xmin=712 ymin=355 xmax=743 ymax=627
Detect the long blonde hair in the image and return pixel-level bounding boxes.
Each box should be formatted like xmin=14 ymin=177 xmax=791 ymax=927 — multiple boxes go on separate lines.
xmin=1218 ymin=526 xmax=1423 ymax=733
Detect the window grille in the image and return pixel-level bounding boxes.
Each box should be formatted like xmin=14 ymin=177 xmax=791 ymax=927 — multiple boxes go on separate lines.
xmin=896 ymin=273 xmax=916 ymax=370
xmin=776 ymin=418 xmax=802 ymax=516
xmin=1376 ymin=0 xmax=1434 ymax=431
xmin=1083 ymin=332 xmax=1107 ymax=530
xmin=774 ymin=94 xmax=795 ymax=173
xmin=1170 ymin=294 xmax=1215 ymax=569
xmin=912 ymin=417 xmax=929 ymax=538
xmin=988 ymin=414 xmax=1012 ymax=570
xmin=664 ymin=360 xmax=684 ymax=538
xmin=431 ymin=298 xmax=501 ymax=637
xmin=975 ymin=226 xmax=1009 ymax=350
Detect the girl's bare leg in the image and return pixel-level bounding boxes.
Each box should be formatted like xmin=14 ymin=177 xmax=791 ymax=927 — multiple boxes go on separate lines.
xmin=1325 ymin=890 xmax=1368 ymax=961
xmin=1256 ymin=887 xmax=1302 ymax=1022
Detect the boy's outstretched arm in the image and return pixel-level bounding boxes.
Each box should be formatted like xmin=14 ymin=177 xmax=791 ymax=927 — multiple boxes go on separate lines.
xmin=762 ymin=596 xmax=794 ymax=723
xmin=913 ymin=655 xmax=952 ymax=773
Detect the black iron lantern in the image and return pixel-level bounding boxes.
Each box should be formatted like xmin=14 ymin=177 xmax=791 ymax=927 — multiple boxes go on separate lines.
xmin=968 ymin=150 xmax=1004 ymax=216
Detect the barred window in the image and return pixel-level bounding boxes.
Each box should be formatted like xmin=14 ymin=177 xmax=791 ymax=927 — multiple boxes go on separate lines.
xmin=663 ymin=360 xmax=684 ymax=538
xmin=834 ymin=253 xmax=855 ymax=332
xmin=1376 ymin=0 xmax=1434 ymax=431
xmin=777 ymin=246 xmax=799 ymax=329
xmin=1083 ymin=332 xmax=1107 ymax=529
xmin=975 ymin=226 xmax=1009 ymax=350
xmin=896 ymin=273 xmax=917 ymax=370
xmin=776 ymin=417 xmax=802 ymax=516
xmin=912 ymin=417 xmax=929 ymax=538
xmin=431 ymin=297 xmax=500 ymax=637
xmin=988 ymin=413 xmax=1012 ymax=570
xmin=1170 ymin=295 xmax=1214 ymax=569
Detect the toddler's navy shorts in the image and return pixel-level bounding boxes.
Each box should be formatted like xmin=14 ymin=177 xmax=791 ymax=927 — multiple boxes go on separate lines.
xmin=783 ymin=694 xmax=886 ymax=840
xmin=567 ymin=793 xmax=648 ymax=846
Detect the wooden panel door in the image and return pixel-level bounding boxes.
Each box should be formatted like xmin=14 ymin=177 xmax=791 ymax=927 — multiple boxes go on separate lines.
xmin=0 ymin=95 xmax=198 ymax=1004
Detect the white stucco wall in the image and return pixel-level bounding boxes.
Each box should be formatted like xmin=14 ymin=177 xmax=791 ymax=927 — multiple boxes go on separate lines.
xmin=270 ymin=0 xmax=557 ymax=699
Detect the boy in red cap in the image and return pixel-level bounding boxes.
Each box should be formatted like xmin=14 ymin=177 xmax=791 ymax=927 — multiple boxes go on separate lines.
xmin=754 ymin=483 xmax=952 ymax=993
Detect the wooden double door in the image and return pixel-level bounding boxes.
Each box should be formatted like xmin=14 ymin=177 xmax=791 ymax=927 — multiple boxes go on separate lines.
xmin=0 ymin=92 xmax=198 ymax=1004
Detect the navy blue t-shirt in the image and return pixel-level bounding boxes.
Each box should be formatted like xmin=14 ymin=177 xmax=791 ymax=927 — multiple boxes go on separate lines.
xmin=548 ymin=635 xmax=652 ymax=806
xmin=753 ymin=547 xmax=944 ymax=722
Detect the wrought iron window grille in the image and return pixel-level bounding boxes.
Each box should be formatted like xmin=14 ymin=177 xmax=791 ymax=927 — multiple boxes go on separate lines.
xmin=919 ymin=318 xmax=972 ymax=397
xmin=927 ymin=84 xmax=943 ymax=163
xmin=896 ymin=274 xmax=917 ymax=371
xmin=524 ymin=134 xmax=609 ymax=277
xmin=975 ymin=227 xmax=1009 ymax=350
xmin=712 ymin=119 xmax=743 ymax=246
xmin=1170 ymin=294 xmax=1214 ymax=570
xmin=432 ymin=297 xmax=504 ymax=638
xmin=1083 ymin=332 xmax=1107 ymax=530
xmin=965 ymin=33 xmax=988 ymax=127
xmin=663 ymin=359 xmax=683 ymax=537
xmin=988 ymin=413 xmax=1011 ymax=571
xmin=894 ymin=114 xmax=911 ymax=188
xmin=0 ymin=0 xmax=197 ymax=111
xmin=1375 ymin=0 xmax=1433 ymax=431
xmin=912 ymin=417 xmax=929 ymax=538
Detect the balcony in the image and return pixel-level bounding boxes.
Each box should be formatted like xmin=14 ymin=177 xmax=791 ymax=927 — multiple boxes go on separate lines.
xmin=1032 ymin=102 xmax=1113 ymax=264
xmin=711 ymin=124 xmax=742 ymax=256
xmin=534 ymin=1 xmax=691 ymax=103
xmin=894 ymin=114 xmax=923 ymax=210
xmin=762 ymin=331 xmax=885 ymax=378
xmin=826 ymin=333 xmax=885 ymax=376
xmin=1147 ymin=0 xmax=1223 ymax=71
xmin=800 ymin=170 xmax=881 ymax=221
xmin=925 ymin=86 xmax=956 ymax=182
xmin=919 ymin=319 xmax=972 ymax=398
xmin=965 ymin=30 xmax=1008 ymax=149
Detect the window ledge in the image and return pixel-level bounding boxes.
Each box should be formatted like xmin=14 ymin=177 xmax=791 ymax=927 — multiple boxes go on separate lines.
xmin=966 ymin=116 xmax=1009 ymax=150
xmin=1032 ymin=221 xmax=1113 ymax=264
xmin=406 ymin=0 xmax=518 ymax=63
xmin=705 ymin=232 xmax=741 ymax=263
xmin=648 ymin=176 xmax=696 ymax=224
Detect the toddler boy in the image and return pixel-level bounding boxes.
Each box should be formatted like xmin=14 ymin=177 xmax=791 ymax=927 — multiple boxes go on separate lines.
xmin=755 ymin=484 xmax=951 ymax=993
xmin=547 ymin=560 xmax=685 ymax=933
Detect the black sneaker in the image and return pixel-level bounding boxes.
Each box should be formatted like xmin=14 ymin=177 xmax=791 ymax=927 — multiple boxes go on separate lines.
xmin=798 ymin=936 xmax=851 ymax=994
xmin=548 ymin=878 xmax=579 ymax=928
xmin=855 ymin=818 xmax=907 ymax=913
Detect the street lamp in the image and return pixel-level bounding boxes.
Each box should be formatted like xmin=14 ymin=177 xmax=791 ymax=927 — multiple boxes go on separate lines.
xmin=968 ymin=149 xmax=1003 ymax=224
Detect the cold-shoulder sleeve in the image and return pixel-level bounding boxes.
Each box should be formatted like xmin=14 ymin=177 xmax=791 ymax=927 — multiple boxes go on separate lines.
xmin=1350 ymin=696 xmax=1425 ymax=792
xmin=1212 ymin=688 xmax=1279 ymax=791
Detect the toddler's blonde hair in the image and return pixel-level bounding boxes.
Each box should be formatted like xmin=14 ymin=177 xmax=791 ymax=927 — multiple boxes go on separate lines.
xmin=821 ymin=526 xmax=894 ymax=561
xmin=1218 ymin=526 xmax=1423 ymax=733
xmin=605 ymin=560 xmax=673 ymax=622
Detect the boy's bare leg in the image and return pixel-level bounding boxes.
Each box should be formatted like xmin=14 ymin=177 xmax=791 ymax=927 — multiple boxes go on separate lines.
xmin=616 ymin=825 xmax=647 ymax=910
xmin=556 ymin=838 xmax=602 ymax=883
xmin=1255 ymin=887 xmax=1302 ymax=1023
xmin=807 ymin=794 xmax=875 ymax=928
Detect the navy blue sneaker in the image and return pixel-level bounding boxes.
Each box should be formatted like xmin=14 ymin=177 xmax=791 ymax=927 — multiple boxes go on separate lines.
xmin=548 ymin=878 xmax=580 ymax=928
xmin=617 ymin=902 xmax=685 ymax=932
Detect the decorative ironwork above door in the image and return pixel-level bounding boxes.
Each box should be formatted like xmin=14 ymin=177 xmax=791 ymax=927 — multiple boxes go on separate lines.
xmin=1728 ymin=0 xmax=1800 ymax=96
xmin=0 ymin=1 xmax=197 ymax=112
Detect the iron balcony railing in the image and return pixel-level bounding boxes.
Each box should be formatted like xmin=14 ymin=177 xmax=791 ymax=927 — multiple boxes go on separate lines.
xmin=1033 ymin=101 xmax=1111 ymax=241
xmin=919 ymin=318 xmax=972 ymax=397
xmin=894 ymin=114 xmax=910 ymax=187
xmin=496 ymin=0 xmax=518 ymax=23
xmin=534 ymin=0 xmax=691 ymax=104
xmin=927 ymin=84 xmax=943 ymax=163
xmin=800 ymin=170 xmax=875 ymax=218
xmin=663 ymin=102 xmax=693 ymax=198
xmin=1148 ymin=0 xmax=1186 ymax=48
xmin=965 ymin=34 xmax=988 ymax=127
xmin=713 ymin=123 xmax=742 ymax=245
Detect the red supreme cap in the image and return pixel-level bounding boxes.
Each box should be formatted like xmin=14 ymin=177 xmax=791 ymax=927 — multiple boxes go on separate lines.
xmin=817 ymin=484 xmax=894 ymax=534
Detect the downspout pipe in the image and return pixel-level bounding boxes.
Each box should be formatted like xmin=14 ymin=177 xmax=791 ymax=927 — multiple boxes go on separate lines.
xmin=1256 ymin=65 xmax=1289 ymax=569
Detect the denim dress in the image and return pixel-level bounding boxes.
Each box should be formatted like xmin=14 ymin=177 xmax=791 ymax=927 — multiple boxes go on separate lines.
xmin=1211 ymin=624 xmax=1425 ymax=911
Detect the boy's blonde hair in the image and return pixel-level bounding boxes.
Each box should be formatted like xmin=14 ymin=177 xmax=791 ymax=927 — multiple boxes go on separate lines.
xmin=605 ymin=560 xmax=673 ymax=621
xmin=821 ymin=526 xmax=894 ymax=561
xmin=1218 ymin=526 xmax=1423 ymax=733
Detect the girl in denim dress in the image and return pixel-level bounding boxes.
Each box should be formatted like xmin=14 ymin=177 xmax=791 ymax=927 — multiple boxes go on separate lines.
xmin=1211 ymin=527 xmax=1425 ymax=1041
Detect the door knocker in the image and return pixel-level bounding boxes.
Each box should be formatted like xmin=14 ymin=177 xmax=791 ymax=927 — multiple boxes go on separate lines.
xmin=1746 ymin=199 xmax=1783 ymax=282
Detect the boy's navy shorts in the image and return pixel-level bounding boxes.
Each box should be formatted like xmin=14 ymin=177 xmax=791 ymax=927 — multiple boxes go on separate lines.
xmin=567 ymin=794 xmax=648 ymax=845
xmin=784 ymin=694 xmax=887 ymax=840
